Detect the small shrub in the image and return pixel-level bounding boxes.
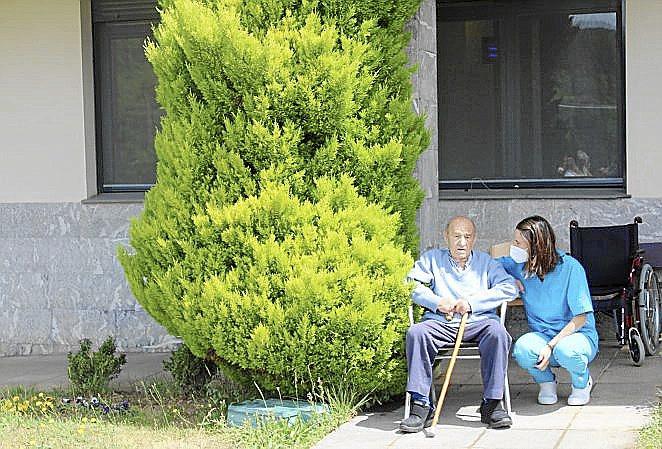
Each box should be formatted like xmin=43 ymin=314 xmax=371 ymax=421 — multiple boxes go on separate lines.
xmin=163 ymin=344 xmax=217 ymax=394
xmin=67 ymin=337 xmax=127 ymax=396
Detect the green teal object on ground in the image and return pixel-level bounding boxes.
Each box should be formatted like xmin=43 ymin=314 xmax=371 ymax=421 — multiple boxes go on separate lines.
xmin=226 ymin=399 xmax=329 ymax=427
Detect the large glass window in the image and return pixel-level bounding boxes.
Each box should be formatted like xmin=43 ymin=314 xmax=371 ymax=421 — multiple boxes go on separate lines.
xmin=93 ymin=0 xmax=161 ymax=192
xmin=438 ymin=0 xmax=624 ymax=191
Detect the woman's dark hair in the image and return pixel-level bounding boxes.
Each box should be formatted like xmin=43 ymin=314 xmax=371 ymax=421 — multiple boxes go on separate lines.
xmin=516 ymin=215 xmax=560 ymax=278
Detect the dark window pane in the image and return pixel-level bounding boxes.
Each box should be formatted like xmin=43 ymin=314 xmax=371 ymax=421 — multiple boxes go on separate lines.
xmin=519 ymin=12 xmax=621 ymax=179
xmin=439 ymin=19 xmax=502 ymax=181
xmin=95 ymin=20 xmax=160 ymax=191
xmin=438 ymin=1 xmax=623 ymax=189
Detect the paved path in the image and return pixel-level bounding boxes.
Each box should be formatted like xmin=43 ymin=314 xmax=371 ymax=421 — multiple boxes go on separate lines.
xmin=0 ymin=352 xmax=170 ymax=391
xmin=315 ymin=342 xmax=661 ymax=449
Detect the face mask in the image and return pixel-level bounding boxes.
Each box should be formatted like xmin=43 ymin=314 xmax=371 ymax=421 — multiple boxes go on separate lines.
xmin=510 ymin=245 xmax=529 ymax=264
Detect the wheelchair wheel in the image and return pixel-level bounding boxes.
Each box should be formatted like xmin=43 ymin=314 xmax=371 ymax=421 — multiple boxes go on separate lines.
xmin=637 ymin=264 xmax=661 ymax=355
xmin=629 ymin=332 xmax=645 ymax=366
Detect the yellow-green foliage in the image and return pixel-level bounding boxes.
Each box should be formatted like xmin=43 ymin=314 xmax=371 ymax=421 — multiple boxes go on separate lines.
xmin=119 ymin=0 xmax=427 ymax=398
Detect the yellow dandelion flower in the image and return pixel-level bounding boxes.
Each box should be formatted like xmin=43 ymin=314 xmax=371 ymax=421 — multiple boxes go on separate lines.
xmin=90 ymin=417 xmax=97 ymax=423
xmin=12 ymin=396 xmax=19 ymax=402
xmin=77 ymin=427 xmax=84 ymax=434
xmin=38 ymin=393 xmax=44 ymax=398
xmin=82 ymin=417 xmax=88 ymax=423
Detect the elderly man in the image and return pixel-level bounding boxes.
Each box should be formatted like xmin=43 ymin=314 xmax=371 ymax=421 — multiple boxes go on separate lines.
xmin=400 ymin=216 xmax=518 ymax=432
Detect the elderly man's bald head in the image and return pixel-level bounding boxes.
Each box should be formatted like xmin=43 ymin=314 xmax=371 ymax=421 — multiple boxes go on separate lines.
xmin=445 ymin=216 xmax=476 ymax=235
xmin=444 ymin=216 xmax=477 ymax=267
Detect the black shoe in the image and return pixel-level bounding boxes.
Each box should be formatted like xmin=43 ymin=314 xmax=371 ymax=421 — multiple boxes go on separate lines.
xmin=479 ymin=399 xmax=512 ymax=429
xmin=400 ymin=401 xmax=434 ymax=433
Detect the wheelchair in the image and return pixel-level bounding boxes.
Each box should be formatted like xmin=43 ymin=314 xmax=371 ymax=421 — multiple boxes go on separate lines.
xmin=570 ymin=217 xmax=662 ymax=366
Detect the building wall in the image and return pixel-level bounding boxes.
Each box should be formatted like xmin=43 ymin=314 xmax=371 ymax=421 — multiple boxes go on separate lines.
xmin=1 ymin=0 xmax=661 ymax=355
xmin=410 ymin=0 xmax=662 ymax=340
xmin=409 ymin=0 xmax=440 ymax=251
xmin=0 ymin=0 xmax=94 ymax=202
xmin=0 ymin=1 xmax=169 ymax=356
xmin=0 ymin=202 xmax=174 ymax=356
xmin=412 ymin=0 xmax=662 ymax=252
xmin=625 ymin=0 xmax=662 ymax=198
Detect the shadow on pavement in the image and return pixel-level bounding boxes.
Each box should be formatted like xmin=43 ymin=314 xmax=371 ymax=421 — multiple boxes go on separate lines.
xmin=355 ymin=341 xmax=660 ymax=431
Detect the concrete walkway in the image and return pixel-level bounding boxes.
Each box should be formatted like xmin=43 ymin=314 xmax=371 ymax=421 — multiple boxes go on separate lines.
xmin=315 ymin=342 xmax=661 ymax=449
xmin=0 ymin=352 xmax=170 ymax=391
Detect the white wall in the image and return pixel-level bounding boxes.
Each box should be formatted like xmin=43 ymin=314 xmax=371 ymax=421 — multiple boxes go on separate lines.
xmin=626 ymin=0 xmax=662 ymax=198
xmin=0 ymin=0 xmax=661 ymax=201
xmin=0 ymin=0 xmax=94 ymax=202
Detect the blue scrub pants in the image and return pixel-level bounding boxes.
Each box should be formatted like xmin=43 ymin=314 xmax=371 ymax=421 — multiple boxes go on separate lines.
xmin=512 ymin=332 xmax=597 ymax=388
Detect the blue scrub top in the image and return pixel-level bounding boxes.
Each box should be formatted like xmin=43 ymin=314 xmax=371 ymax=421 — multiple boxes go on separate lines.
xmin=499 ymin=251 xmax=599 ymax=353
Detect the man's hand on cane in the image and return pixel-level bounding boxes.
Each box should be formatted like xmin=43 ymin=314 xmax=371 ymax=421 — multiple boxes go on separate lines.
xmin=437 ymin=297 xmax=457 ymax=314
xmin=453 ymin=299 xmax=472 ymax=315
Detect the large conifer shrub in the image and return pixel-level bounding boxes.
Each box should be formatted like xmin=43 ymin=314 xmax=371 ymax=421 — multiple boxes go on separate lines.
xmin=119 ymin=0 xmax=428 ymax=398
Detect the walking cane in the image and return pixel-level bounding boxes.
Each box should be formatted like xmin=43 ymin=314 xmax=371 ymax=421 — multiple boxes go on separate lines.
xmin=426 ymin=312 xmax=469 ymax=437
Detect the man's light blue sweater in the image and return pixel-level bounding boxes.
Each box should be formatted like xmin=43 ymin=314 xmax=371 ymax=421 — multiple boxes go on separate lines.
xmin=407 ymin=249 xmax=518 ymax=326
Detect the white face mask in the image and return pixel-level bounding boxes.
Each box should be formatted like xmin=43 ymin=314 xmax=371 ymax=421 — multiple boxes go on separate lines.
xmin=510 ymin=245 xmax=529 ymax=264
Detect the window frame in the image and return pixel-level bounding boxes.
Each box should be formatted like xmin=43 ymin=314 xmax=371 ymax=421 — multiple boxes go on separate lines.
xmin=92 ymin=0 xmax=160 ymax=194
xmin=436 ymin=0 xmax=626 ymax=193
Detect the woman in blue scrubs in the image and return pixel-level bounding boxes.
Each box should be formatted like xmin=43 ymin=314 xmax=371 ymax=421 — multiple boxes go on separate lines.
xmin=501 ymin=216 xmax=599 ymax=406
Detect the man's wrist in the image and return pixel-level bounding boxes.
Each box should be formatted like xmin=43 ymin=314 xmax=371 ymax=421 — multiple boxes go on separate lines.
xmin=546 ymin=342 xmax=555 ymax=350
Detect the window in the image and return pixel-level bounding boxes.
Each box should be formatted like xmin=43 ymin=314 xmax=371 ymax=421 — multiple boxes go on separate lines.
xmin=92 ymin=0 xmax=161 ymax=192
xmin=437 ymin=0 xmax=624 ymax=191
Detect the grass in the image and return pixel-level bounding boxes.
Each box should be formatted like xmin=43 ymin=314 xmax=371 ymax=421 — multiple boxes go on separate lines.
xmin=0 ymin=382 xmax=360 ymax=449
xmin=637 ymin=401 xmax=662 ymax=449
xmin=232 ymin=385 xmax=368 ymax=449
xmin=0 ymin=414 xmax=231 ymax=449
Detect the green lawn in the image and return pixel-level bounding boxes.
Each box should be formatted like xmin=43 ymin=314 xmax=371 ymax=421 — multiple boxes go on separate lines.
xmin=0 ymin=414 xmax=231 ymax=449
xmin=637 ymin=402 xmax=662 ymax=449
xmin=0 ymin=383 xmax=355 ymax=449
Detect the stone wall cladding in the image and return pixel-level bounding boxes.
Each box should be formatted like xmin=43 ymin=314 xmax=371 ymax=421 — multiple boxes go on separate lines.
xmin=432 ymin=198 xmax=662 ymax=252
xmin=408 ymin=0 xmax=440 ymax=251
xmin=431 ymin=198 xmax=662 ymax=343
xmin=0 ymin=202 xmax=175 ymax=357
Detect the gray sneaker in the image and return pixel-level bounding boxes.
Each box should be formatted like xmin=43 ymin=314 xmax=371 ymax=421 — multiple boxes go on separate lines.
xmin=479 ymin=399 xmax=512 ymax=429
xmin=400 ymin=401 xmax=433 ymax=433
